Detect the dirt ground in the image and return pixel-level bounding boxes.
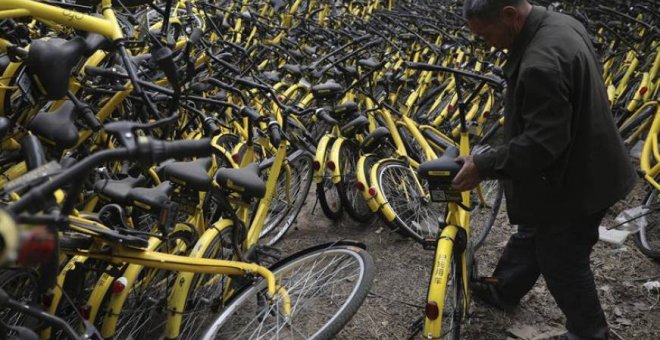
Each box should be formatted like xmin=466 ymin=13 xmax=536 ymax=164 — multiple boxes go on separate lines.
xmin=279 ymin=181 xmax=660 ymax=340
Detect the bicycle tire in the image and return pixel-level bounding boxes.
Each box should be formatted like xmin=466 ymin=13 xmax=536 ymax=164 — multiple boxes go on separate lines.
xmin=374 ymin=160 xmax=445 ymax=242
xmin=634 ymin=187 xmax=660 ymax=259
xmin=260 ymin=152 xmax=314 ymax=245
xmin=439 ymin=256 xmax=463 ymax=339
xmin=173 ymin=227 xmax=233 ymax=340
xmin=424 ymin=225 xmax=465 ymax=340
xmin=336 ymin=140 xmax=375 ymax=223
xmin=316 ymin=145 xmax=343 ymax=220
xmin=0 ymin=269 xmax=41 ymax=333
xmin=101 ymin=230 xmax=195 ymax=339
xmin=200 ymin=244 xmax=375 ymax=340
xmin=619 ymin=104 xmax=656 ymax=143
xmin=471 ymin=179 xmax=503 ymax=251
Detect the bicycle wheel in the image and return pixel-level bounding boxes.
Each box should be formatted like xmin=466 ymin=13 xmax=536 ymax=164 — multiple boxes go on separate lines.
xmin=317 ymin=147 xmax=343 ymax=220
xmin=201 ymin=244 xmax=375 ymax=340
xmin=634 ymin=187 xmax=660 ymax=259
xmin=0 ymin=269 xmax=41 ymax=333
xmin=439 ymin=256 xmax=463 ymax=339
xmin=104 ymin=230 xmax=195 ymax=339
xmin=375 ymin=160 xmax=445 ymax=241
xmin=176 ymin=230 xmax=234 ymax=340
xmin=619 ymin=104 xmax=656 ymax=145
xmin=336 ymin=141 xmax=374 ymax=223
xmin=470 ymin=179 xmax=503 ymax=250
xmin=260 ymin=152 xmax=314 ymax=245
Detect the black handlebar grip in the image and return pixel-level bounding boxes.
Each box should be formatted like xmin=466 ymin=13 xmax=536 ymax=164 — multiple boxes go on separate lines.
xmin=404 ymin=62 xmax=436 ymax=71
xmin=206 ymin=78 xmax=240 ymax=94
xmin=317 ymin=109 xmax=338 ymax=125
xmin=235 ymin=77 xmax=268 ymax=91
xmin=21 ymin=134 xmax=47 ymax=170
xmin=84 ymin=66 xmax=118 ymax=78
xmin=267 ymin=121 xmax=282 ymax=148
xmin=203 ymin=117 xmax=221 ymax=136
xmin=240 ymin=106 xmax=262 ymax=121
xmin=80 ymin=106 xmax=103 ymax=132
xmin=151 ymin=138 xmax=213 ymax=163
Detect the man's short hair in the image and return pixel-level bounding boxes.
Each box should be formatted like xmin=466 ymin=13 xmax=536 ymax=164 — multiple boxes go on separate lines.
xmin=463 ymin=0 xmax=525 ymax=19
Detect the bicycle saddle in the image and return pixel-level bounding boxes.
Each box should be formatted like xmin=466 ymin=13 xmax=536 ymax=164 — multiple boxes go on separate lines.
xmin=262 ymin=70 xmax=282 ymax=83
xmin=162 ymin=157 xmax=213 ymax=191
xmin=303 ymin=46 xmax=318 ymax=55
xmin=358 ymin=57 xmax=380 ymax=69
xmin=282 ymin=64 xmax=302 ymax=77
xmin=340 ymin=65 xmax=358 ymax=78
xmin=422 ymin=129 xmax=454 ymax=150
xmin=28 ymin=100 xmax=79 ymax=149
xmin=26 ymin=37 xmax=87 ymax=99
xmin=341 ymin=115 xmax=369 ymax=138
xmin=311 ymin=81 xmax=343 ymax=101
xmin=214 ymin=163 xmax=266 ymax=201
xmin=418 ymin=146 xmax=461 ymax=181
xmin=127 ymin=181 xmax=174 ymax=213
xmin=334 ymin=101 xmax=358 ymax=117
xmin=94 ymin=175 xmax=147 ymax=205
xmin=361 ymin=127 xmax=391 ymax=153
xmin=84 ymin=33 xmax=110 ymax=56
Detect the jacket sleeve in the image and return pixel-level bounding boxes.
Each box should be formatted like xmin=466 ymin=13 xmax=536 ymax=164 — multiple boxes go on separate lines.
xmin=473 ymin=66 xmax=573 ymax=180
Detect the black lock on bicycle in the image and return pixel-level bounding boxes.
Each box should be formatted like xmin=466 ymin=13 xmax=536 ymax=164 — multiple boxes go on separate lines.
xmin=418 ymin=146 xmax=462 ymax=203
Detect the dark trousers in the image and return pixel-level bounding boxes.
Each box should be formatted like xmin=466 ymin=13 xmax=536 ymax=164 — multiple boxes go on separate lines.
xmin=492 ymin=209 xmax=609 ymax=340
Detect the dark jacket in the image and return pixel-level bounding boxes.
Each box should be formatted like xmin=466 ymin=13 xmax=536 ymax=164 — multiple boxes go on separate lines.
xmin=473 ymin=6 xmax=636 ymax=225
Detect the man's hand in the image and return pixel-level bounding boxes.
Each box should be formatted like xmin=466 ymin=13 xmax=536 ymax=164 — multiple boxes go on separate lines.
xmin=452 ymin=155 xmax=482 ymax=191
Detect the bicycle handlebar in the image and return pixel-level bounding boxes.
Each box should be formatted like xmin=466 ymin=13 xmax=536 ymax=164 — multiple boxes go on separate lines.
xmin=8 ymin=137 xmax=213 ymax=215
xmin=404 ymin=62 xmax=506 ymax=90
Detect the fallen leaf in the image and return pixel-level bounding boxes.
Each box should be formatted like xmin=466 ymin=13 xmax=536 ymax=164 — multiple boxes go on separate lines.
xmin=614 ymin=307 xmax=623 ymax=316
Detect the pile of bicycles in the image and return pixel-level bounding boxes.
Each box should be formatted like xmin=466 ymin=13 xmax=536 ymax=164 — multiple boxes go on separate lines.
xmin=0 ymin=0 xmax=657 ymax=339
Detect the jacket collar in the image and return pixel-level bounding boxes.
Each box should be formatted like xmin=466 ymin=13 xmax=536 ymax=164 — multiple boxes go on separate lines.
xmin=503 ymin=6 xmax=548 ymax=79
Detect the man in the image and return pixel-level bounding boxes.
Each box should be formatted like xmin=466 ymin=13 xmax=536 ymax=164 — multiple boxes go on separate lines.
xmin=453 ymin=0 xmax=637 ymax=339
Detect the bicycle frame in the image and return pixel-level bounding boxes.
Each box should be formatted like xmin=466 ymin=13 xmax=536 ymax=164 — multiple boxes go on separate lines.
xmin=640 ymin=101 xmax=660 ymax=191
xmin=424 ymin=129 xmax=471 ymax=337
xmin=0 ymin=0 xmax=124 ymax=42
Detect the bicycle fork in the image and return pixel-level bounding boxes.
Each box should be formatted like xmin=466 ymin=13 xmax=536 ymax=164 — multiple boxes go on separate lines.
xmin=423 ymin=224 xmax=469 ymax=339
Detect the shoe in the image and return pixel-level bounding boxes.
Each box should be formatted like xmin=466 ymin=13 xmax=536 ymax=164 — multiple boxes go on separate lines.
xmin=471 ymin=276 xmax=517 ymax=312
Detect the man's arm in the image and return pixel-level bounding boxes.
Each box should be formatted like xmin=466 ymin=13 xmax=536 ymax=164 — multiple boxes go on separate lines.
xmin=472 ymin=65 xmax=573 ymax=181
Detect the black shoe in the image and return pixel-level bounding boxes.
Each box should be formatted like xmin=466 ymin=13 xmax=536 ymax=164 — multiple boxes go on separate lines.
xmin=471 ymin=277 xmax=517 ymax=312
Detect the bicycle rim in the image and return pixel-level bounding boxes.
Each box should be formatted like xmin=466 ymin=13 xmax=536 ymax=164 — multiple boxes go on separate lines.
xmin=635 ymin=188 xmax=660 ymax=259
xmin=337 ymin=141 xmax=373 ymax=223
xmin=178 ymin=233 xmax=233 ymax=339
xmin=0 ymin=269 xmax=41 ymax=332
xmin=201 ymin=245 xmax=374 ymax=340
xmin=441 ymin=258 xmax=463 ymax=340
xmin=110 ymin=232 xmax=194 ymax=339
xmin=261 ymin=153 xmax=314 ymax=245
xmin=471 ymin=179 xmax=503 ymax=250
xmin=377 ymin=161 xmax=443 ymax=241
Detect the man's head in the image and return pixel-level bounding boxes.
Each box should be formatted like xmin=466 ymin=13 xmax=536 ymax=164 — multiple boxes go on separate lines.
xmin=463 ymin=0 xmax=532 ymax=49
